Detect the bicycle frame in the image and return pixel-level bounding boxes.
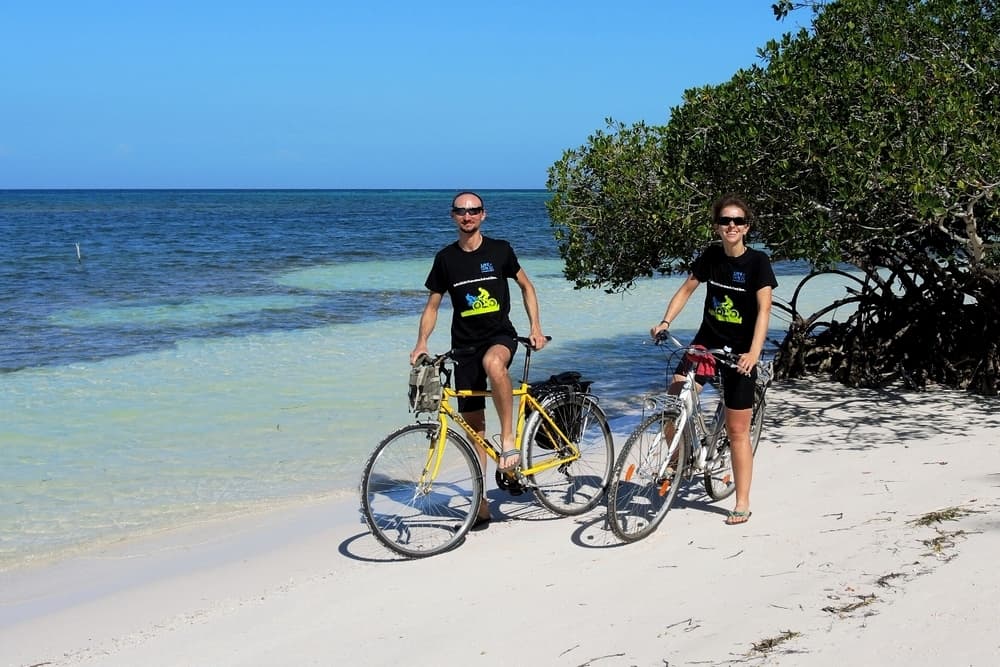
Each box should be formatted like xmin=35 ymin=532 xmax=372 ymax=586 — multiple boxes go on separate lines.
xmin=415 ymin=345 xmax=583 ymax=487
xmin=438 ymin=389 xmax=580 ymax=475
xmin=645 ymin=343 xmax=730 ymax=481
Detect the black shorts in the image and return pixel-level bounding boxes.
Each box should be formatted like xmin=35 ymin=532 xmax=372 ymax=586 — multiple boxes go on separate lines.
xmin=674 ymin=356 xmax=756 ymax=410
xmin=452 ymin=335 xmax=517 ymax=413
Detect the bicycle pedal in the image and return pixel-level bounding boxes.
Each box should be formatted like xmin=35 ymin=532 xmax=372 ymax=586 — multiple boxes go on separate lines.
xmin=495 ymin=469 xmax=526 ymax=496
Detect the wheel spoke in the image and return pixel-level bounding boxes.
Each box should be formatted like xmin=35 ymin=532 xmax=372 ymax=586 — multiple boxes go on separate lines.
xmin=608 ymin=409 xmax=686 ymax=542
xmin=361 ymin=425 xmax=482 ymax=558
xmin=525 ymin=394 xmax=613 ymax=516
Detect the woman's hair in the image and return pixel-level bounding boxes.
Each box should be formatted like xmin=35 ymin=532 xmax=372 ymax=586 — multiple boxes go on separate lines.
xmin=711 ymin=193 xmax=754 ymax=227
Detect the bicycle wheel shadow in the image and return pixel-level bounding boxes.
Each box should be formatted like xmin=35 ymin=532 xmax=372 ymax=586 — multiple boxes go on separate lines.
xmin=671 ymin=486 xmax=733 ymax=518
xmin=492 ymin=484 xmax=631 ymax=552
xmin=345 ymin=477 xmax=706 ymax=560
xmin=568 ymin=481 xmax=732 ymax=550
xmin=339 ymin=487 xmax=569 ymax=563
xmin=338 ymin=530 xmax=415 ymax=563
xmin=489 ymin=487 xmax=571 ymax=522
xmin=337 ymin=503 xmax=449 ymax=563
xmin=339 ymin=489 xmax=726 ymax=559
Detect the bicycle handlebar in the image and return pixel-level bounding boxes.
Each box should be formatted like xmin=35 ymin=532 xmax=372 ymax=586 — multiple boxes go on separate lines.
xmin=417 ymin=335 xmax=553 ymax=368
xmin=516 ymin=334 xmax=552 ymax=351
xmin=653 ymin=332 xmax=739 ymax=368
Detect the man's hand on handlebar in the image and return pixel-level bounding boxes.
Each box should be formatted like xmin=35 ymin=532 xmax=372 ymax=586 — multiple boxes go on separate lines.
xmin=528 ymin=333 xmax=550 ymax=351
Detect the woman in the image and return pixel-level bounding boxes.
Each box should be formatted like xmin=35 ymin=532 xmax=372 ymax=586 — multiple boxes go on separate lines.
xmin=650 ymin=194 xmax=777 ymax=525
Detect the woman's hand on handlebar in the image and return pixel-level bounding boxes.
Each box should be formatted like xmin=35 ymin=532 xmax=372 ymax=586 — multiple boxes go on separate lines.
xmin=736 ymin=349 xmax=760 ymax=376
xmin=650 ymin=320 xmax=670 ymax=340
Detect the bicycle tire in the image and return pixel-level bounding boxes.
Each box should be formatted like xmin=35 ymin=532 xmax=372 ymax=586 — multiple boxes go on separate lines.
xmin=360 ymin=423 xmax=483 ymax=558
xmin=703 ymin=425 xmax=735 ymax=500
xmin=750 ymin=389 xmax=766 ymax=454
xmin=523 ymin=392 xmax=613 ymax=516
xmin=607 ymin=408 xmax=687 ymax=542
xmin=703 ymin=388 xmax=766 ymax=500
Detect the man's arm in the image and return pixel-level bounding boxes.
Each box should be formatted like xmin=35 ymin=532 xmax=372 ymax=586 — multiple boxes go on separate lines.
xmin=514 ymin=269 xmax=546 ymax=350
xmin=411 ymin=292 xmax=443 ymax=364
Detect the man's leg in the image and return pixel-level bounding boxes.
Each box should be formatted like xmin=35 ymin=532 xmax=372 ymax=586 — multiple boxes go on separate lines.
xmin=482 ymin=343 xmax=515 ymax=469
xmin=460 ymin=408 xmax=491 ymax=520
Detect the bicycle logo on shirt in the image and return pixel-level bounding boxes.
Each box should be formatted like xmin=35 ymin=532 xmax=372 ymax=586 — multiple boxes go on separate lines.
xmin=461 ymin=287 xmax=500 ymax=316
xmin=709 ymin=295 xmax=742 ymax=324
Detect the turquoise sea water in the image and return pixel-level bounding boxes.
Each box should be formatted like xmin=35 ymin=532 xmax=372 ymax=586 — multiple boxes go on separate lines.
xmin=0 ymin=190 xmax=855 ymax=570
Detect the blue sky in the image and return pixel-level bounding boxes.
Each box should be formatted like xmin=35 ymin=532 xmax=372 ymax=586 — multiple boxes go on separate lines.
xmin=0 ymin=2 xmax=809 ymax=189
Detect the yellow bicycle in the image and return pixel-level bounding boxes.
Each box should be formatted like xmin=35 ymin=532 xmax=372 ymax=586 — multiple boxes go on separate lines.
xmin=360 ymin=336 xmax=614 ymax=558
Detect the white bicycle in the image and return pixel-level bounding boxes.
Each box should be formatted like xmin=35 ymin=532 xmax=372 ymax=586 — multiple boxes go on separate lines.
xmin=607 ymin=335 xmax=772 ymax=542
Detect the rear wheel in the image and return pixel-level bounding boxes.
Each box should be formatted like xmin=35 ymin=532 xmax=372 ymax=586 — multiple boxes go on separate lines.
xmin=607 ymin=408 xmax=687 ymax=542
xmin=704 ymin=389 xmax=767 ymax=500
xmin=523 ymin=393 xmax=613 ymax=516
xmin=750 ymin=389 xmax=766 ymax=454
xmin=360 ymin=424 xmax=483 ymax=558
xmin=703 ymin=426 xmax=735 ymax=500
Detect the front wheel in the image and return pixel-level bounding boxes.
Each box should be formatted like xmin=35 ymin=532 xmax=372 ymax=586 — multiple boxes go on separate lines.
xmin=360 ymin=424 xmax=483 ymax=558
xmin=607 ymin=408 xmax=687 ymax=542
xmin=523 ymin=393 xmax=614 ymax=516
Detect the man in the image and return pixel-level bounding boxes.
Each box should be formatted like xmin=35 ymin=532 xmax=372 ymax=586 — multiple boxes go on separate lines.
xmin=410 ymin=191 xmax=546 ymax=525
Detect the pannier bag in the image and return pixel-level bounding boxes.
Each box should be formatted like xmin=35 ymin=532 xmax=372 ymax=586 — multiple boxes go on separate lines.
xmin=527 ymin=371 xmax=593 ymax=450
xmin=408 ymin=356 xmax=442 ymax=414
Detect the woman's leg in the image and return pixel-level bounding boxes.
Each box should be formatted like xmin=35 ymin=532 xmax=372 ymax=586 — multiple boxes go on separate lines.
xmin=725 ymin=406 xmax=753 ymax=521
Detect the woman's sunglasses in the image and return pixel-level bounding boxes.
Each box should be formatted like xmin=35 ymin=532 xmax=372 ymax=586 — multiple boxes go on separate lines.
xmin=716 ymin=216 xmax=747 ymax=227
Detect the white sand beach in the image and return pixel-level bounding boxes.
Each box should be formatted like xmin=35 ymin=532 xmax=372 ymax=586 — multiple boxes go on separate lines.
xmin=3 ymin=379 xmax=999 ymax=667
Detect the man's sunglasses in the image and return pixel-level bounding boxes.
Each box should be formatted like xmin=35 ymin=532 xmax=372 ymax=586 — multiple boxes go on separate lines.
xmin=452 ymin=206 xmax=484 ymax=216
xmin=716 ymin=216 xmax=747 ymax=227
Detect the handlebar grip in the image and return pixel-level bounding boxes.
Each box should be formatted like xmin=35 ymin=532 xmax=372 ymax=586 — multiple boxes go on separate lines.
xmin=654 ymin=332 xmax=683 ymax=348
xmin=515 ymin=335 xmax=551 ymax=350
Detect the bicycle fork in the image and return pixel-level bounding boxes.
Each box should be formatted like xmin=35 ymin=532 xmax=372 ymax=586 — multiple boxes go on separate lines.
xmin=415 ymin=423 xmax=449 ymax=497
xmin=642 ymin=402 xmax=690 ymax=495
xmin=682 ymin=394 xmax=713 ymax=475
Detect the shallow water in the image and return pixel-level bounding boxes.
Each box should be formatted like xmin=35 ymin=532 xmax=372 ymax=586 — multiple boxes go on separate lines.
xmin=0 ymin=191 xmax=857 ymax=569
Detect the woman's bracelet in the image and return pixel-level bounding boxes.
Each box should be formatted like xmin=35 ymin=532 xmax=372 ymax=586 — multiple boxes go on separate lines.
xmin=660 ymin=319 xmax=671 ymax=326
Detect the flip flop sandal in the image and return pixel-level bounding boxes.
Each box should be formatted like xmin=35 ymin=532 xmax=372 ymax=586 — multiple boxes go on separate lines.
xmin=497 ymin=449 xmax=521 ymax=473
xmin=725 ymin=510 xmax=752 ymax=525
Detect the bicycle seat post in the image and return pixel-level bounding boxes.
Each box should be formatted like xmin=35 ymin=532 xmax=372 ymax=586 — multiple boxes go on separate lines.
xmin=519 ymin=343 xmax=533 ymax=386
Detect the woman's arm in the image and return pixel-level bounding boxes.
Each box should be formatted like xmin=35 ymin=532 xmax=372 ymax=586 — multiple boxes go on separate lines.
xmin=737 ymin=286 xmax=773 ymax=374
xmin=651 ymin=274 xmax=700 ymax=338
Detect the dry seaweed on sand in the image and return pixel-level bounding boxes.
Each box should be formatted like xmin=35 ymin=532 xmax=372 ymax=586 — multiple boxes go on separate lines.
xmin=908 ymin=506 xmax=973 ymax=527
xmin=749 ymin=630 xmax=801 ymax=655
xmin=875 ymin=572 xmax=905 ymax=588
xmin=822 ymin=593 xmax=877 ymax=614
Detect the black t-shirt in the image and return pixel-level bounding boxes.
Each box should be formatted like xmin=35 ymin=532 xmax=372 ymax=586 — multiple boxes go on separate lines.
xmin=691 ymin=244 xmax=778 ymax=353
xmin=425 ymin=236 xmax=521 ymax=347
